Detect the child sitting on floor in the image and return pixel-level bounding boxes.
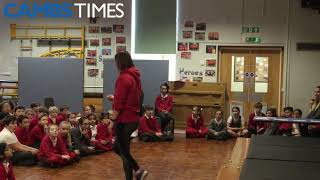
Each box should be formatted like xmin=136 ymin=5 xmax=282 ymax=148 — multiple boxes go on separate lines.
xmin=0 ymin=143 xmax=15 ymax=180
xmin=48 ymin=106 xmax=61 ymax=125
xmin=71 ymin=117 xmax=102 ymax=157
xmin=95 ymin=113 xmax=114 ymax=151
xmin=59 ymin=121 xmax=80 ymax=156
xmin=292 ymin=109 xmax=302 ymax=136
xmin=28 ymin=114 xmax=48 ymax=148
xmin=185 ymin=106 xmax=208 ymax=138
xmin=207 ymin=110 xmax=229 ymax=140
xmin=38 ymin=124 xmax=77 ymax=168
xmin=277 ymin=106 xmax=293 ymax=135
xmin=14 ymin=115 xmax=30 ymax=145
xmin=68 ymin=113 xmax=79 ymax=129
xmin=248 ymin=102 xmax=266 ymax=135
xmin=227 ymin=107 xmax=248 ymax=138
xmin=138 ymin=105 xmax=172 ymax=142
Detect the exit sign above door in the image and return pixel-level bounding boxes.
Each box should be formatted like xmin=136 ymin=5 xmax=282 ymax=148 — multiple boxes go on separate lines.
xmin=242 ymin=27 xmax=260 ymax=33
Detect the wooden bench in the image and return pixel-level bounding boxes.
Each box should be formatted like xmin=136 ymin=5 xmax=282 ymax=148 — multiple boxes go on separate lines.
xmin=216 ymin=138 xmax=250 ymax=180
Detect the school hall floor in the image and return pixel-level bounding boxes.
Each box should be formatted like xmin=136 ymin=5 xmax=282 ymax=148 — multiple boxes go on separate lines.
xmin=14 ymin=133 xmax=236 ymax=180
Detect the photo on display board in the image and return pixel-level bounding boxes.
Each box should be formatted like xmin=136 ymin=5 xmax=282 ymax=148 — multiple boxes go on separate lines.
xmin=102 ymin=48 xmax=112 ymax=56
xmin=87 ymin=50 xmax=97 ymax=57
xmin=116 ymin=37 xmax=126 ymax=44
xmin=89 ymin=17 xmax=99 ymax=24
xmin=116 ymin=46 xmax=126 ymax=53
xmin=183 ymin=31 xmax=193 ymax=39
xmin=88 ymin=69 xmax=99 ymax=77
xmin=189 ymin=43 xmax=199 ymax=51
xmin=86 ymin=58 xmax=97 ymax=66
xmin=195 ymin=32 xmax=205 ymax=40
xmin=177 ymin=43 xmax=188 ymax=51
xmin=102 ymin=38 xmax=111 ymax=46
xmin=90 ymin=39 xmax=100 ymax=46
xmin=196 ymin=23 xmax=206 ymax=31
xmin=205 ymin=70 xmax=216 ymax=77
xmin=208 ymin=32 xmax=219 ymax=40
xmin=113 ymin=24 xmax=124 ymax=33
xmin=193 ymin=77 xmax=203 ymax=82
xmin=206 ymin=45 xmax=216 ymax=54
xmin=181 ymin=52 xmax=191 ymax=59
xmin=184 ymin=20 xmax=194 ymax=28
xmin=101 ymin=26 xmax=113 ymax=33
xmin=206 ymin=59 xmax=216 ymax=67
xmin=88 ymin=26 xmax=100 ymax=33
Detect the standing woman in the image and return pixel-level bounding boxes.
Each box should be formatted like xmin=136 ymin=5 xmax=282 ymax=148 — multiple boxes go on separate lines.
xmin=107 ymin=52 xmax=148 ymax=180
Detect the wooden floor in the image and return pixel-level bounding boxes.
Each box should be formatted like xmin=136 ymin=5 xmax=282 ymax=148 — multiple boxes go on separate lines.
xmin=14 ymin=134 xmax=236 ymax=180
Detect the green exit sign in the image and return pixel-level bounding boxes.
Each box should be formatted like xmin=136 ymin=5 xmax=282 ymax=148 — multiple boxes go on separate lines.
xmin=242 ymin=27 xmax=260 ymax=33
xmin=246 ymin=37 xmax=262 ymax=43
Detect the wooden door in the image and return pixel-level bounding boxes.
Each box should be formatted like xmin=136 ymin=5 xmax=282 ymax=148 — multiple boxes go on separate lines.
xmin=219 ymin=48 xmax=283 ymax=125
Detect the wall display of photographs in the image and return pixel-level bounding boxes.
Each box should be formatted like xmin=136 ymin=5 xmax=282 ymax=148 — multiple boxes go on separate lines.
xmin=102 ymin=38 xmax=111 ymax=46
xmin=88 ymin=69 xmax=99 ymax=77
xmin=206 ymin=59 xmax=216 ymax=67
xmin=206 ymin=45 xmax=216 ymax=54
xmin=113 ymin=24 xmax=124 ymax=33
xmin=189 ymin=43 xmax=199 ymax=51
xmin=196 ymin=23 xmax=206 ymax=31
xmin=89 ymin=39 xmax=100 ymax=47
xmin=195 ymin=32 xmax=205 ymax=40
xmin=102 ymin=48 xmax=112 ymax=56
xmin=177 ymin=43 xmax=188 ymax=51
xmin=193 ymin=77 xmax=203 ymax=82
xmin=101 ymin=26 xmax=112 ymax=33
xmin=183 ymin=31 xmax=193 ymax=39
xmin=184 ymin=20 xmax=194 ymax=28
xmin=116 ymin=37 xmax=126 ymax=44
xmin=86 ymin=58 xmax=97 ymax=66
xmin=86 ymin=49 xmax=97 ymax=57
xmin=88 ymin=26 xmax=100 ymax=33
xmin=205 ymin=70 xmax=216 ymax=77
xmin=208 ymin=32 xmax=219 ymax=40
xmin=116 ymin=46 xmax=126 ymax=53
xmin=181 ymin=52 xmax=191 ymax=59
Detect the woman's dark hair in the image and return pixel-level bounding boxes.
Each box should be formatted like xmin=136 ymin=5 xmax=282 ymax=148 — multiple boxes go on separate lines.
xmin=115 ymin=51 xmax=134 ymax=71
xmin=0 ymin=143 xmax=7 ymax=157
xmin=160 ymin=83 xmax=169 ymax=94
xmin=2 ymin=115 xmax=17 ymax=126
xmin=267 ymin=108 xmax=277 ymax=117
xmin=232 ymin=106 xmax=240 ymax=112
xmin=17 ymin=115 xmax=28 ymax=124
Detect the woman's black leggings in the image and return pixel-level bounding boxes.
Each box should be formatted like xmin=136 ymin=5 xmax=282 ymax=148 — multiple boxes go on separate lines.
xmin=113 ymin=122 xmax=140 ymax=180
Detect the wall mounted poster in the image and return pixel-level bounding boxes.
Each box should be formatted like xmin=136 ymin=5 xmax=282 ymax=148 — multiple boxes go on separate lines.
xmin=189 ymin=43 xmax=199 ymax=51
xmin=181 ymin=52 xmax=191 ymax=59
xmin=178 ymin=43 xmax=188 ymax=51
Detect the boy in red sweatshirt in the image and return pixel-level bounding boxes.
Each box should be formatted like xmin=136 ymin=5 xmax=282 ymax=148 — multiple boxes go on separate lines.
xmin=277 ymin=106 xmax=293 ymax=135
xmin=28 ymin=114 xmax=48 ymax=148
xmin=95 ymin=113 xmax=114 ymax=151
xmin=248 ymin=102 xmax=266 ymax=135
xmin=186 ymin=106 xmax=208 ymax=138
xmin=29 ymin=107 xmax=49 ymax=132
xmin=14 ymin=115 xmax=30 ymax=145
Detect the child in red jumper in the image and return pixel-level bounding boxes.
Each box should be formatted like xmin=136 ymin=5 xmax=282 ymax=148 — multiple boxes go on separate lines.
xmin=28 ymin=114 xmax=48 ymax=148
xmin=248 ymin=102 xmax=266 ymax=135
xmin=29 ymin=107 xmax=49 ymax=132
xmin=96 ymin=113 xmax=114 ymax=151
xmin=277 ymin=106 xmax=293 ymax=135
xmin=13 ymin=106 xmax=25 ymax=118
xmin=24 ymin=109 xmax=34 ymax=121
xmin=38 ymin=124 xmax=77 ymax=168
xmin=138 ymin=105 xmax=172 ymax=142
xmin=57 ymin=105 xmax=70 ymax=123
xmin=186 ymin=106 xmax=208 ymax=138
xmin=0 ymin=143 xmax=15 ymax=180
xmin=48 ymin=106 xmax=60 ymax=125
xmin=155 ymin=83 xmax=174 ymax=132
xmin=14 ymin=115 xmax=30 ymax=145
xmin=68 ymin=113 xmax=79 ymax=129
